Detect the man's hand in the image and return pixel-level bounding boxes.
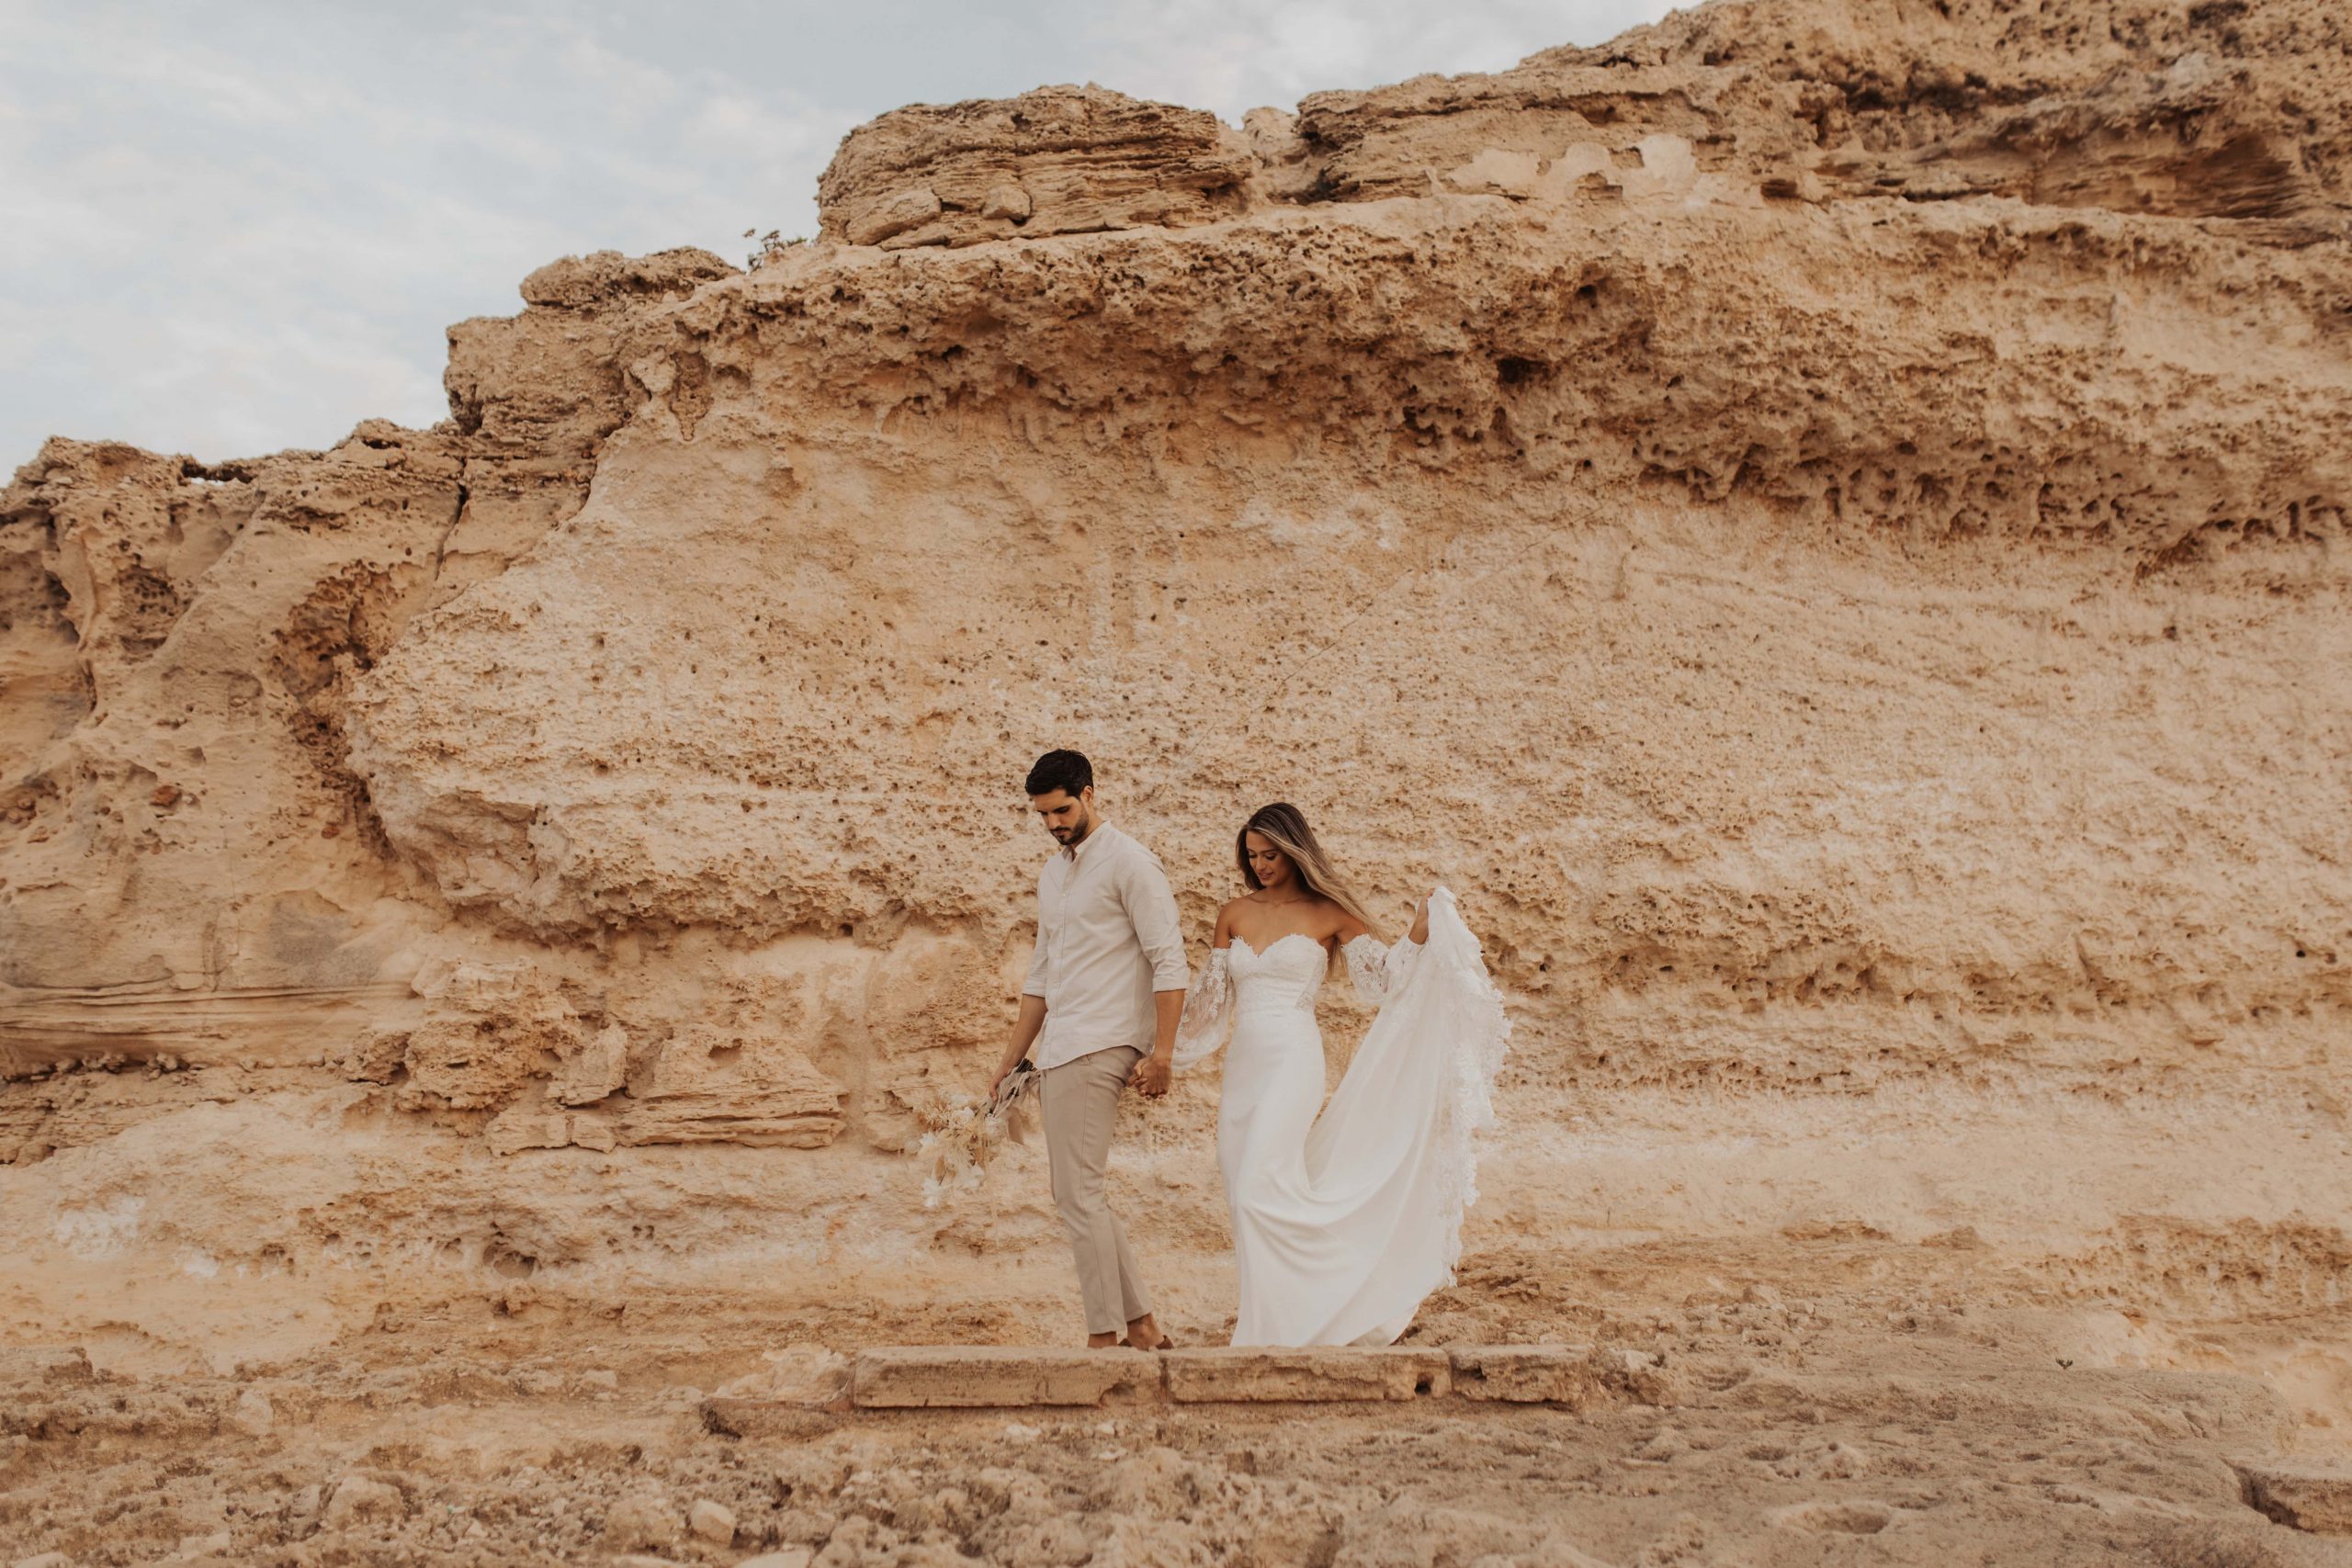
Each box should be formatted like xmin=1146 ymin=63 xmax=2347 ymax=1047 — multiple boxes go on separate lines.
xmin=997 ymin=995 xmax=1048 ymax=1097
xmin=1130 ymin=1052 xmax=1172 ymax=1099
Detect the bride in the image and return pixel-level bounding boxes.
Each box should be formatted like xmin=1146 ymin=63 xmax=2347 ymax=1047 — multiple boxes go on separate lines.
xmin=1172 ymin=802 xmax=1510 ymax=1347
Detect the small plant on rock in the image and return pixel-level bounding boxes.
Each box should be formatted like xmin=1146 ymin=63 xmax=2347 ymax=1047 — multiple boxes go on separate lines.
xmin=742 ymin=229 xmax=808 ymax=269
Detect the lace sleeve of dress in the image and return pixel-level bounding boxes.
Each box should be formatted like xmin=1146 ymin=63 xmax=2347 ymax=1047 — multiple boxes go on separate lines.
xmin=1171 ymin=948 xmax=1234 ymax=1069
xmin=1342 ymin=932 xmax=1423 ymax=1006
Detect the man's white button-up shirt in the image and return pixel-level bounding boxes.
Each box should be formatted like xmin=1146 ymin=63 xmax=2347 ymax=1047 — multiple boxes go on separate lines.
xmin=1023 ymin=822 xmax=1190 ymax=1071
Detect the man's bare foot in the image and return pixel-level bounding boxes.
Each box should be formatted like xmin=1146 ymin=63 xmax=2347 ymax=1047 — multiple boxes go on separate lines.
xmin=1121 ymin=1314 xmax=1171 ymax=1351
xmin=1087 ymin=1331 xmax=1122 ymax=1349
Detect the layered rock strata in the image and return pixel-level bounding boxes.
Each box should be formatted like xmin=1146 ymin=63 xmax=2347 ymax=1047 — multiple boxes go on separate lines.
xmin=817 ymin=84 xmax=1255 ymax=248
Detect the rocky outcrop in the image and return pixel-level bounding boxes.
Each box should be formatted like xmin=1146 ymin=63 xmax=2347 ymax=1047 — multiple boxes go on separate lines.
xmin=818 ymin=1 xmax=2349 ymax=248
xmin=816 ymin=85 xmax=1254 ymax=248
xmin=1281 ymin=0 xmax=2351 ymax=239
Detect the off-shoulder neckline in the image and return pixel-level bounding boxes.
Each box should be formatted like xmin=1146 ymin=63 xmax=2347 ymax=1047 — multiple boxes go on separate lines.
xmin=1227 ymin=931 xmax=1327 ymax=960
xmin=1227 ymin=931 xmax=1404 ymax=960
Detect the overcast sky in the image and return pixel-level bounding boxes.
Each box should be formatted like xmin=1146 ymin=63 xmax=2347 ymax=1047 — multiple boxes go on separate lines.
xmin=2 ymin=0 xmax=1673 ymax=468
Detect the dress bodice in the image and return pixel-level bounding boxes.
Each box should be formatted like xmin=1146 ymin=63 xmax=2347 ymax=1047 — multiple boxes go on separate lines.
xmin=1173 ymin=929 xmax=1423 ymax=1068
xmin=1227 ymin=932 xmax=1331 ymax=1014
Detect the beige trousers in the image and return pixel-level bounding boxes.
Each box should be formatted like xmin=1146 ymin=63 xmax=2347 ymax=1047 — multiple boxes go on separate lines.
xmin=1041 ymin=1044 xmax=1151 ymax=1336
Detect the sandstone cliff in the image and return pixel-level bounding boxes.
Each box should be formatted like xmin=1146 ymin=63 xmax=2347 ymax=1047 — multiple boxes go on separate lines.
xmin=2 ymin=0 xmax=2347 ymax=1512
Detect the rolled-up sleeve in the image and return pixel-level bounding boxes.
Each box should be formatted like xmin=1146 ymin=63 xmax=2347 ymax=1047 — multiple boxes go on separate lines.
xmin=1021 ymin=926 xmax=1049 ymax=998
xmin=1022 ymin=865 xmax=1052 ymax=999
xmin=1120 ymin=851 xmax=1191 ymax=992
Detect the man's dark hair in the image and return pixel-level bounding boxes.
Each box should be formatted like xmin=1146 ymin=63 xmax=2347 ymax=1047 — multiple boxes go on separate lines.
xmin=1025 ymin=749 xmax=1092 ymax=799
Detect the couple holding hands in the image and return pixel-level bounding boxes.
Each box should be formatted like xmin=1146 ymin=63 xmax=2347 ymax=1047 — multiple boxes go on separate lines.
xmin=989 ymin=750 xmax=1509 ymax=1349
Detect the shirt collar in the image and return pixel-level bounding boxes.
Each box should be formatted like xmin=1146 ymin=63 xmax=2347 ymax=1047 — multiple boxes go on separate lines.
xmin=1061 ymin=820 xmax=1119 ymax=864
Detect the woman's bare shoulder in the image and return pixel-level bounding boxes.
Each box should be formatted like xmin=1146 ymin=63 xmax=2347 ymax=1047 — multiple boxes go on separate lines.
xmin=1319 ymin=897 xmax=1373 ymax=942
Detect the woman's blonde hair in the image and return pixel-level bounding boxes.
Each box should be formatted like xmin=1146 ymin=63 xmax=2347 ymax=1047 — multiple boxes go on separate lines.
xmin=1237 ymin=802 xmax=1378 ymax=936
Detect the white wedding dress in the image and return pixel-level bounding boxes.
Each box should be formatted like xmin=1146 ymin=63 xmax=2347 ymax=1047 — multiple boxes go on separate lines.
xmin=1172 ymin=886 xmax=1510 ymax=1347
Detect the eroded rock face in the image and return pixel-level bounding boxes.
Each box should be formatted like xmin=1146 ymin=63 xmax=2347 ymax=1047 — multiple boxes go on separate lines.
xmin=5 ymin=0 xmax=2347 ymax=1126
xmin=0 ymin=1 xmax=2347 ymax=1442
xmin=374 ymin=960 xmax=598 ymax=1112
xmin=6 ymin=0 xmax=2346 ymax=1122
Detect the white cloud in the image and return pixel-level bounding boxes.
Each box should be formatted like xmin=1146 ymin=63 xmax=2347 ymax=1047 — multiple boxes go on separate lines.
xmin=1077 ymin=0 xmax=1664 ymax=118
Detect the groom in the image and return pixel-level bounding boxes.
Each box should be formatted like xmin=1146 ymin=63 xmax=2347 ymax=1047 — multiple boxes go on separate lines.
xmin=990 ymin=750 xmax=1185 ymax=1350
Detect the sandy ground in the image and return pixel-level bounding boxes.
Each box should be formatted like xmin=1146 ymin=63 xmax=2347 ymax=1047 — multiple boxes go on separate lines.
xmin=7 ymin=1206 xmax=2348 ymax=1567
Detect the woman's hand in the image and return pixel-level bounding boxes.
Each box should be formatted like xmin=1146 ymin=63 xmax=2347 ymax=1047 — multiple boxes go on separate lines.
xmin=1131 ymin=1052 xmax=1172 ymax=1099
xmin=1408 ymin=896 xmax=1431 ymax=945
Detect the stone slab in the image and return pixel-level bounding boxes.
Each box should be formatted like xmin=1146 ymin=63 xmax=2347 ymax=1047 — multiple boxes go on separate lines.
xmin=2234 ymin=1461 xmax=2352 ymax=1535
xmin=1162 ymin=1347 xmax=1451 ymax=1403
xmin=1448 ymin=1344 xmax=1599 ymax=1404
xmin=852 ymin=1347 xmax=1159 ymax=1409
